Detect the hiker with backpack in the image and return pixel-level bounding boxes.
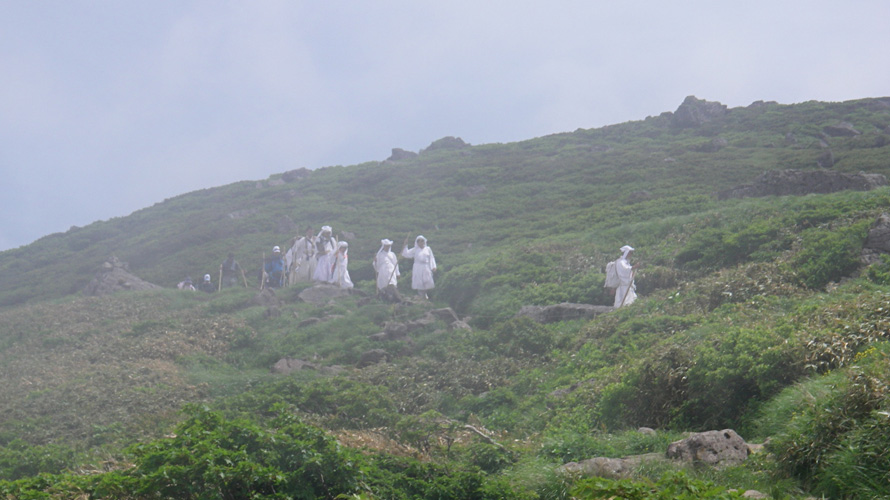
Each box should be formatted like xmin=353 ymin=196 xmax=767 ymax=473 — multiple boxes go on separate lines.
xmin=263 ymin=246 xmax=286 ymax=289
xmin=604 ymin=245 xmax=638 ymax=308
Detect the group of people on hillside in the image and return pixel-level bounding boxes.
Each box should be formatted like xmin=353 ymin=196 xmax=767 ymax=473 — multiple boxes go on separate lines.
xmin=177 ymin=223 xmax=637 ymax=309
xmin=177 ymin=225 xmax=438 ymax=300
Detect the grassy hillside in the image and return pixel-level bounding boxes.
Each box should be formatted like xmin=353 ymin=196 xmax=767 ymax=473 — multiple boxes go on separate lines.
xmin=2 ymin=96 xmax=890 ymax=498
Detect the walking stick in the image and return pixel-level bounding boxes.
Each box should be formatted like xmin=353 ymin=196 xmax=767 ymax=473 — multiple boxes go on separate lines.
xmin=218 ymin=264 xmax=223 ymax=292
xmin=619 ymin=269 xmax=636 ymax=307
xmin=260 ymin=252 xmax=266 ymax=290
xmin=240 ymin=267 xmax=248 ymax=288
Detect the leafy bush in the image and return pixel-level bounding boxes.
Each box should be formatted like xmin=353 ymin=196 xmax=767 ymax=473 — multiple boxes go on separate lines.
xmin=111 ymin=405 xmax=364 ymax=499
xmin=571 ymin=470 xmax=745 ymax=499
xmin=790 ymin=220 xmax=870 ymax=289
xmin=767 ymin=344 xmax=890 ymax=496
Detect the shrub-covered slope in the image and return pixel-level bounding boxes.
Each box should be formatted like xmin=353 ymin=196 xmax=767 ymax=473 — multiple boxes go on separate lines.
xmin=2 ymin=96 xmax=890 ymax=498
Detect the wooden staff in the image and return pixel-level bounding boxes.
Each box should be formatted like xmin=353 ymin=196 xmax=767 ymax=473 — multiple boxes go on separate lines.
xmin=217 ymin=264 xmax=223 ymax=292
xmin=618 ymin=269 xmax=636 ymax=307
xmin=260 ymin=252 xmax=266 ymax=290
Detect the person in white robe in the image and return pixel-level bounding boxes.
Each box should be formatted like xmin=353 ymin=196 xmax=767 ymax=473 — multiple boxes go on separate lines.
xmin=312 ymin=226 xmax=337 ymax=283
xmin=331 ymin=241 xmax=353 ymax=288
xmin=286 ymin=227 xmax=317 ymax=285
xmin=373 ymin=239 xmax=399 ymax=291
xmin=401 ymin=235 xmax=437 ymax=299
xmin=613 ymin=245 xmax=637 ymax=308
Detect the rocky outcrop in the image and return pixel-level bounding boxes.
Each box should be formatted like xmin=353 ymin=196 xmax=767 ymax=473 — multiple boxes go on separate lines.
xmin=671 ymin=96 xmax=728 ymax=128
xmin=561 ymin=454 xmax=662 ymax=480
xmin=369 ymin=307 xmax=470 ymax=342
xmin=562 ymin=429 xmax=755 ymax=481
xmin=822 ymin=121 xmax=861 ymax=137
xmin=356 ymin=349 xmax=389 ymax=368
xmin=665 ymin=429 xmax=749 ymax=466
xmin=386 ymin=148 xmax=418 ymax=161
xmin=281 ymin=168 xmax=312 ymax=182
xmin=516 ymin=303 xmax=612 ymax=324
xmin=717 ymin=169 xmax=887 ymax=200
xmin=422 ymin=136 xmax=469 ymax=153
xmin=862 ymin=213 xmax=890 ymax=265
xmin=82 ymin=256 xmax=162 ymax=296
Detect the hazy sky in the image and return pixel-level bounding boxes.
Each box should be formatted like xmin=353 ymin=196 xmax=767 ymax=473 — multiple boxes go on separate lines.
xmin=2 ymin=1 xmax=888 ymax=251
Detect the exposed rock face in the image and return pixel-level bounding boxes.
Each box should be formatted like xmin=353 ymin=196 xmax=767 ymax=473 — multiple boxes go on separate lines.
xmin=671 ymin=96 xmax=728 ymax=128
xmin=862 ymin=213 xmax=890 ymax=265
xmin=561 ymin=453 xmax=663 ymax=480
xmin=270 ymin=358 xmax=317 ymax=374
xmin=717 ymin=169 xmax=887 ymax=200
xmin=387 ymin=148 xmax=418 ymax=161
xmin=82 ymin=256 xmax=162 ymax=296
xmin=516 ymin=303 xmax=612 ymax=324
xmin=665 ymin=429 xmax=749 ymax=466
xmin=282 ymin=168 xmax=311 ymax=182
xmin=422 ymin=136 xmax=469 ymax=153
xmin=356 ymin=349 xmax=389 ymax=368
xmin=369 ymin=307 xmax=470 ymax=341
xmin=822 ymin=121 xmax=861 ymax=137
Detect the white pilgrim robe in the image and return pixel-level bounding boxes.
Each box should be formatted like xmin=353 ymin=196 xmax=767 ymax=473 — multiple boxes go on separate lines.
xmin=613 ymin=257 xmax=636 ymax=308
xmin=286 ymin=236 xmax=317 ymax=284
xmin=331 ymin=250 xmax=353 ymax=288
xmin=373 ymin=250 xmax=399 ymax=290
xmin=312 ymin=236 xmax=337 ymax=283
xmin=401 ymin=245 xmax=436 ymax=291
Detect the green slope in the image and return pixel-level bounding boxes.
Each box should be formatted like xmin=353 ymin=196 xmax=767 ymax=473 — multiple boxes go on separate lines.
xmin=2 ymin=96 xmax=890 ymax=498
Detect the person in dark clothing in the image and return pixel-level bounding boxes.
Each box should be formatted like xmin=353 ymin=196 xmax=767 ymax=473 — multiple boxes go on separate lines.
xmin=199 ymin=274 xmax=215 ymax=293
xmin=221 ymin=253 xmax=245 ymax=288
xmin=264 ymin=246 xmax=286 ymax=289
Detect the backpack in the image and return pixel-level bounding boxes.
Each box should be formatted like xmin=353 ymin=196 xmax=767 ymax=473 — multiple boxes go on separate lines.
xmin=604 ymin=260 xmax=620 ymax=288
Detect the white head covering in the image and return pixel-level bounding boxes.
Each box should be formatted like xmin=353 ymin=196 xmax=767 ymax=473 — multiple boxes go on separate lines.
xmin=338 ymin=241 xmax=348 ymax=249
xmin=272 ymin=245 xmax=281 ymax=253
xmin=321 ymin=225 xmax=332 ymax=233
xmin=620 ymin=245 xmax=634 ymax=259
xmin=378 ymin=239 xmax=393 ymax=254
xmin=204 ymin=274 xmax=211 ymax=281
xmin=416 ymin=235 xmax=426 ymax=243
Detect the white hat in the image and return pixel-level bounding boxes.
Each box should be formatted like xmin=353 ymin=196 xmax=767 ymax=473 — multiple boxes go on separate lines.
xmin=272 ymin=245 xmax=281 ymax=252
xmin=416 ymin=235 xmax=426 ymax=242
xmin=204 ymin=274 xmax=211 ymax=281
xmin=620 ymin=245 xmax=634 ymax=258
xmin=321 ymin=225 xmax=332 ymax=232
xmin=381 ymin=239 xmax=393 ymax=245
xmin=338 ymin=241 xmax=348 ymax=248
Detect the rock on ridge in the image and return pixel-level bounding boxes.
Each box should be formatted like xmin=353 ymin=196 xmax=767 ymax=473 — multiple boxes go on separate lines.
xmin=717 ymin=169 xmax=887 ymax=200
xmin=82 ymin=256 xmax=162 ymax=296
xmin=671 ymin=96 xmax=728 ymax=128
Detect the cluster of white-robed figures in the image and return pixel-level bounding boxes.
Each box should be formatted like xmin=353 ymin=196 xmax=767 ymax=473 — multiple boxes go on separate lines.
xmin=283 ymin=227 xmax=437 ymax=297
xmin=283 ymin=225 xmax=352 ymax=289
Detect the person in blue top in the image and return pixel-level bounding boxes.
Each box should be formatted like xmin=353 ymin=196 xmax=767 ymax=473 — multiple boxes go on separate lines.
xmin=264 ymin=246 xmax=286 ymax=289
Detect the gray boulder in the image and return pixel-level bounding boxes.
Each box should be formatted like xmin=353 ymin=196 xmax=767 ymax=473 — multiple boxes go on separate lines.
xmin=862 ymin=213 xmax=890 ymax=265
xmin=386 ymin=148 xmax=418 ymax=161
xmin=823 ymin=121 xmax=861 ymax=137
xmin=665 ymin=429 xmax=749 ymax=466
xmin=671 ymin=96 xmax=728 ymax=128
xmin=82 ymin=256 xmax=162 ymax=296
xmin=270 ymin=358 xmax=318 ymax=375
xmin=561 ymin=453 xmax=662 ymax=480
xmin=356 ymin=349 xmax=389 ymax=368
xmin=516 ymin=303 xmax=612 ymax=324
xmin=717 ymin=169 xmax=887 ymax=200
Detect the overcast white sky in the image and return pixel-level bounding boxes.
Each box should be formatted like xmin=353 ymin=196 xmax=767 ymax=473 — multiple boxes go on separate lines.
xmin=1 ymin=1 xmax=888 ymax=251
